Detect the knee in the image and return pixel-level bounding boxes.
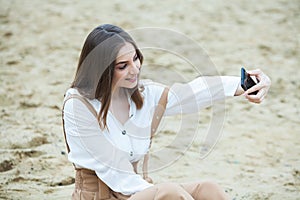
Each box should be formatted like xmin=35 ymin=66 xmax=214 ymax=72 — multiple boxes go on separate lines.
xmin=200 ymin=181 xmax=222 ymax=191
xmin=196 ymin=181 xmax=229 ymax=200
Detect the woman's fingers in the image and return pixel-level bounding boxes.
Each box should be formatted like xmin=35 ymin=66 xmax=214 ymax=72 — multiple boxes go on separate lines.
xmin=247 ymin=69 xmax=262 ymax=75
xmin=245 ymin=82 xmax=262 ymax=95
xmin=244 ymin=69 xmax=271 ymax=104
xmin=248 ymin=69 xmax=271 ymax=87
xmin=245 ymin=88 xmax=265 ymax=104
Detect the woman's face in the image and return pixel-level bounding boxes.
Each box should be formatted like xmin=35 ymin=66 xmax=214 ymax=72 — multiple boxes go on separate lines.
xmin=112 ymin=42 xmax=141 ymax=90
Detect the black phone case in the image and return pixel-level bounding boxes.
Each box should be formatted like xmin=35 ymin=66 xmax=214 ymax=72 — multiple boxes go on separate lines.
xmin=241 ymin=68 xmax=258 ymax=95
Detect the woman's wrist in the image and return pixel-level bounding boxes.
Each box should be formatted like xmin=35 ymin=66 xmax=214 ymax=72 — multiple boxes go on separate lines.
xmin=234 ymin=82 xmax=244 ymax=96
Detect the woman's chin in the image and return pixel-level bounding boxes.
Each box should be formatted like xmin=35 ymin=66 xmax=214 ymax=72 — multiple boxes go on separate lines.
xmin=128 ymin=81 xmax=138 ymax=88
xmin=122 ymin=83 xmax=137 ymax=90
xmin=128 ymin=83 xmax=138 ymax=89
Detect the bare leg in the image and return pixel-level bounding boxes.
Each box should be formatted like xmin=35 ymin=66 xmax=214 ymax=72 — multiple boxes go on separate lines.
xmin=182 ymin=181 xmax=230 ymax=200
xmin=129 ymin=182 xmax=194 ymax=200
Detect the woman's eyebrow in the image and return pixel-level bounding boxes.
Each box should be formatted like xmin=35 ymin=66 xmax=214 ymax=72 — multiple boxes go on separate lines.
xmin=115 ymin=53 xmax=137 ymax=65
xmin=115 ymin=60 xmax=128 ymax=65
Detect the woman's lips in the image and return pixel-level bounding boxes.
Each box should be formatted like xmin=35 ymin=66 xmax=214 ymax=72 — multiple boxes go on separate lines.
xmin=126 ymin=77 xmax=137 ymax=83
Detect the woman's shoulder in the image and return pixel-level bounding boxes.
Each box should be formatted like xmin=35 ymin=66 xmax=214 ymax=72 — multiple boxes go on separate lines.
xmin=63 ymin=88 xmax=100 ymax=109
xmin=63 ymin=88 xmax=83 ymax=103
xmin=64 ymin=88 xmax=97 ymax=101
xmin=64 ymin=88 xmax=80 ymax=97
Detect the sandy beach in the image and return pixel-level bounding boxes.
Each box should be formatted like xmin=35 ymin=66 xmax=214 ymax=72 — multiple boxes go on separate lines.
xmin=0 ymin=0 xmax=299 ymax=199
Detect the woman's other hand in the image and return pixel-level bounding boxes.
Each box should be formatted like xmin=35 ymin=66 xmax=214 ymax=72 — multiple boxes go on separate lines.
xmin=244 ymin=69 xmax=271 ymax=104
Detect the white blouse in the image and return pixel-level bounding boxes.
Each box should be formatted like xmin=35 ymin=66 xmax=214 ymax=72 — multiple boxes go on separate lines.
xmin=63 ymin=76 xmax=240 ymax=195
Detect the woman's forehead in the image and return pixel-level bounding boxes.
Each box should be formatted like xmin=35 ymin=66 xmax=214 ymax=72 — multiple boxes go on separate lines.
xmin=116 ymin=42 xmax=136 ymax=60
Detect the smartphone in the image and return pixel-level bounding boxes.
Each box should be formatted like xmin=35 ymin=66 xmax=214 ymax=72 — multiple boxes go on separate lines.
xmin=241 ymin=67 xmax=258 ymax=95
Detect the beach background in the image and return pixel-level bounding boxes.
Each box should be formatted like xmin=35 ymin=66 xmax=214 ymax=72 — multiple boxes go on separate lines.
xmin=0 ymin=0 xmax=299 ymax=199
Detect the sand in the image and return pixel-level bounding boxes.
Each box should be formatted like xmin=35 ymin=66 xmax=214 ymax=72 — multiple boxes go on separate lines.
xmin=0 ymin=0 xmax=299 ymax=199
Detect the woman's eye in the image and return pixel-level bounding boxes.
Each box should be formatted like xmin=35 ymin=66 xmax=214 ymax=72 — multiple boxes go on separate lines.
xmin=133 ymin=54 xmax=139 ymax=61
xmin=118 ymin=64 xmax=127 ymax=70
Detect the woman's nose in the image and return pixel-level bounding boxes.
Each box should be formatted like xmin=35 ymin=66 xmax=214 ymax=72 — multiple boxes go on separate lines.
xmin=129 ymin=62 xmax=139 ymax=74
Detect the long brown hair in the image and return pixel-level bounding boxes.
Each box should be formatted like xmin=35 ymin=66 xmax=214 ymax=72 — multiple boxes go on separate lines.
xmin=71 ymin=24 xmax=144 ymax=130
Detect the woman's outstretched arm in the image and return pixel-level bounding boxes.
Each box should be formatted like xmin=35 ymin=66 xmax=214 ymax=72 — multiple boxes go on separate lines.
xmin=146 ymin=69 xmax=271 ymax=116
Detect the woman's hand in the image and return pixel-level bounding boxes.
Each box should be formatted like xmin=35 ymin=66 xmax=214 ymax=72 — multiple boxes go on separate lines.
xmin=144 ymin=176 xmax=153 ymax=184
xmin=244 ymin=69 xmax=271 ymax=104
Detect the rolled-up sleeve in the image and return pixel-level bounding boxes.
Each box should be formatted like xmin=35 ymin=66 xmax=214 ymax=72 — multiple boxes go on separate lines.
xmin=63 ymin=98 xmax=153 ymax=195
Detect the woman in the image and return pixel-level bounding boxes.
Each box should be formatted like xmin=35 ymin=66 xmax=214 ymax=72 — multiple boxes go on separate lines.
xmin=62 ymin=24 xmax=271 ymax=200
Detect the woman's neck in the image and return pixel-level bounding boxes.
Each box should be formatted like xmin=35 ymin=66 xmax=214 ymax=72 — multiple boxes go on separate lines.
xmin=110 ymin=87 xmax=130 ymax=124
xmin=111 ymin=87 xmax=127 ymax=101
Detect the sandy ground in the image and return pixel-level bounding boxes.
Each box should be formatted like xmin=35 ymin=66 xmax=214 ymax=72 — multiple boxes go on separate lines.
xmin=0 ymin=0 xmax=299 ymax=199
